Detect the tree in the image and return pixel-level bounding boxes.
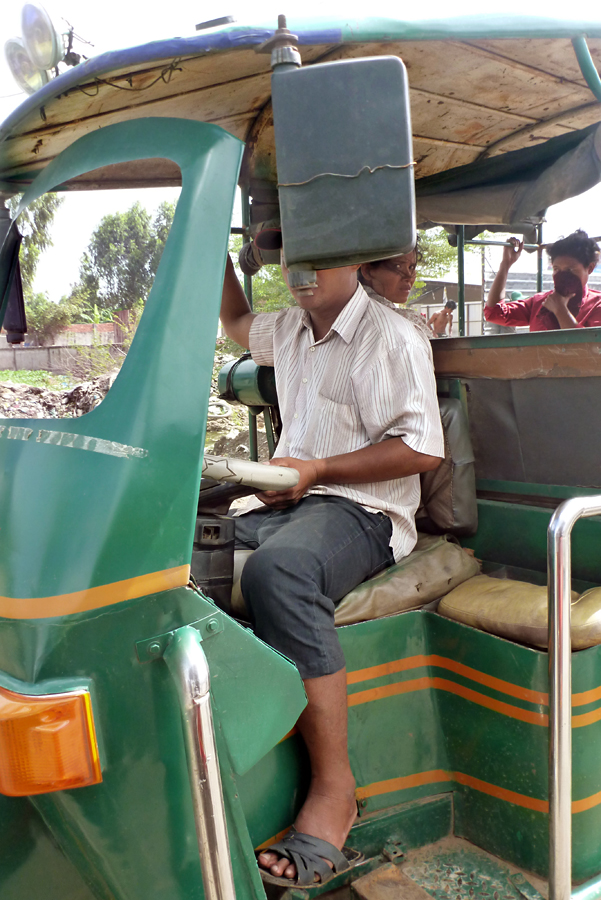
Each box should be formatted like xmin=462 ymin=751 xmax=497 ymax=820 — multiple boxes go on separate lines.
xmin=24 ymin=291 xmax=78 ymax=346
xmin=418 ymin=227 xmax=459 ymax=279
xmin=8 ymin=193 xmax=64 ymax=292
xmin=75 ymin=200 xmax=175 ymax=311
xmin=411 ymin=226 xmax=479 ymax=299
xmin=229 ymin=236 xmax=292 ymax=314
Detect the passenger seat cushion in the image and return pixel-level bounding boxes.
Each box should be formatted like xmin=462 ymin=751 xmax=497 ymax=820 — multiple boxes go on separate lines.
xmin=333 ymin=533 xmax=480 ymax=625
xmin=437 ymin=575 xmax=601 ymax=649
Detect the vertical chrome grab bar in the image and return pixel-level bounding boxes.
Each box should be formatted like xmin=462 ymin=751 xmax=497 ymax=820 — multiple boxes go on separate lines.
xmin=164 ymin=626 xmax=237 ymax=900
xmin=548 ymin=497 xmax=601 ymax=900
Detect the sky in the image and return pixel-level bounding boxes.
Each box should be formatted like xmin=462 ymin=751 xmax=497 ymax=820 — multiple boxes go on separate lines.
xmin=2 ymin=0 xmax=601 ymax=299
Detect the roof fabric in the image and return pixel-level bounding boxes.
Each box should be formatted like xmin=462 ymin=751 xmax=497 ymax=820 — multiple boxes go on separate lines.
xmin=416 ymin=122 xmax=601 ymax=228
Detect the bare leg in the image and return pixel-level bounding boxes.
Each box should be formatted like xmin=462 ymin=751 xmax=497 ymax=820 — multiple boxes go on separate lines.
xmin=258 ymin=668 xmax=357 ymax=879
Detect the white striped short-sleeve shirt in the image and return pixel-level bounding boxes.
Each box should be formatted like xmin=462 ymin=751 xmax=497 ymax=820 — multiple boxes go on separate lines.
xmin=248 ymin=283 xmax=444 ymax=561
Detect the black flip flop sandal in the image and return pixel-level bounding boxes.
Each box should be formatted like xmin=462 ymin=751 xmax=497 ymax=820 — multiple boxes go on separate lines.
xmin=258 ymin=830 xmax=363 ymax=887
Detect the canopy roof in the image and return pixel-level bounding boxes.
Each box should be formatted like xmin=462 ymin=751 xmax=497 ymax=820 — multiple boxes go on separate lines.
xmin=1 ymin=15 xmax=601 ymax=226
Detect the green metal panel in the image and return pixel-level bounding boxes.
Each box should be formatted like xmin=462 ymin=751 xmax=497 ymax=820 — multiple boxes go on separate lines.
xmin=477 ymin=480 xmax=601 ymax=502
xmin=463 ymin=499 xmax=601 ymax=583
xmin=437 ymin=328 xmax=601 ymax=350
xmin=0 ymin=586 xmax=305 ymax=900
xmin=0 ymin=796 xmax=97 ymax=900
xmin=234 ymin=598 xmax=601 ymax=881
xmin=0 ymin=117 xmax=243 ymax=601
xmin=0 ymin=119 xmax=308 ymax=900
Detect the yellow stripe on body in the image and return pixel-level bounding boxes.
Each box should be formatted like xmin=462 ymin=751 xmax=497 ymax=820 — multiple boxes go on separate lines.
xmin=0 ymin=565 xmax=190 ymax=619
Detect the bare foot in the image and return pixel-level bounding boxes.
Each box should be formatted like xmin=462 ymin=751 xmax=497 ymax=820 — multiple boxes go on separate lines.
xmin=258 ymin=776 xmax=357 ymax=881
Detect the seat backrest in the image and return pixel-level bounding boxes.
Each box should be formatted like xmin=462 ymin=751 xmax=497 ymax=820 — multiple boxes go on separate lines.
xmin=417 ymin=397 xmax=478 ymax=537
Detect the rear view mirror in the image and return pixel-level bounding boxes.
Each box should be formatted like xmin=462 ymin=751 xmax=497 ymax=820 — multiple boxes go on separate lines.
xmin=272 ymin=54 xmax=415 ymax=271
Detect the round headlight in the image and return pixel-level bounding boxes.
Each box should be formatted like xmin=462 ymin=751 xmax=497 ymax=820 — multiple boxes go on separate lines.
xmin=21 ymin=3 xmax=63 ymax=71
xmin=4 ymin=37 xmax=49 ymax=95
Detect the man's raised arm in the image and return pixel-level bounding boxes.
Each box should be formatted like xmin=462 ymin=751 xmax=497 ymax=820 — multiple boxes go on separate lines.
xmin=220 ymin=255 xmax=257 ymax=349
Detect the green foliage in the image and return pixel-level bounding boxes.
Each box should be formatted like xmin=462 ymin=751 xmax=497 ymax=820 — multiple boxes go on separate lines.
xmin=8 ymin=193 xmax=64 ymax=291
xmin=229 ymin=236 xmax=292 ymax=313
xmin=418 ymin=227 xmax=458 ymax=279
xmin=67 ymin=341 xmax=124 ymax=381
xmin=74 ymin=303 xmax=115 ymax=325
xmin=24 ymin=292 xmax=79 ymax=347
xmin=65 ymin=302 xmax=143 ymax=380
xmin=74 ymin=200 xmax=176 ymax=311
xmin=0 ymin=369 xmax=76 ymax=389
xmin=221 ymin=237 xmax=292 ymax=355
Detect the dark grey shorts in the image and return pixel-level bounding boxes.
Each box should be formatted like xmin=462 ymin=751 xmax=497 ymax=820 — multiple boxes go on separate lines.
xmin=234 ymin=495 xmax=394 ymax=679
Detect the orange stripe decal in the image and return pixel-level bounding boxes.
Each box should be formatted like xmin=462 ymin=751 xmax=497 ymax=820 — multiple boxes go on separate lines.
xmin=348 ymin=676 xmax=548 ymax=726
xmin=256 ymin=826 xmax=292 ymax=850
xmin=278 ymin=727 xmax=298 ymax=744
xmin=573 ymin=790 xmax=601 ymax=814
xmin=572 ymin=706 xmax=601 ymax=729
xmin=347 ymin=655 xmax=548 ymax=705
xmin=0 ymin=565 xmax=190 ymax=619
xmin=355 ymin=769 xmax=548 ymax=812
xmin=356 ymin=769 xmax=601 ymax=814
xmin=573 ymin=685 xmax=601 ymax=708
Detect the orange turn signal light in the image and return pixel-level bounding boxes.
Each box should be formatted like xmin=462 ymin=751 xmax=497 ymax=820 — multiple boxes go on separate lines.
xmin=0 ymin=685 xmax=102 ymax=796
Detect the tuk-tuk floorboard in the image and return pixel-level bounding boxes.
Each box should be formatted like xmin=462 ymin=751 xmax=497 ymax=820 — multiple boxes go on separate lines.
xmin=352 ymin=836 xmax=549 ymax=900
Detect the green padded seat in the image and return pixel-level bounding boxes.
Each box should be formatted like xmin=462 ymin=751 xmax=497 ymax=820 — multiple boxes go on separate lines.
xmin=438 ymin=574 xmax=601 ymax=650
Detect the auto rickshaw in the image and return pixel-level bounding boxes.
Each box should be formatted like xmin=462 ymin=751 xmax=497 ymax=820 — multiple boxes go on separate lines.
xmin=2 ymin=13 xmax=601 ymax=900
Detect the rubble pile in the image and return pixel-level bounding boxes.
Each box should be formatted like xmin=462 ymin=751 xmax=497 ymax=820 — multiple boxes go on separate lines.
xmin=0 ymin=351 xmax=271 ymax=461
xmin=212 ymin=428 xmax=270 ymax=461
xmin=0 ymin=372 xmax=117 ymax=419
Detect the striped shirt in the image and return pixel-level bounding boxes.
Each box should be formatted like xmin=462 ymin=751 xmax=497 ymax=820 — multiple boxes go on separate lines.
xmin=248 ymin=283 xmax=444 ymax=561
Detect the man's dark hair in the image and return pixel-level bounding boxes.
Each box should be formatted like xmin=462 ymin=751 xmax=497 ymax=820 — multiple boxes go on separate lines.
xmin=548 ymin=230 xmax=600 ymax=269
xmin=445 ymin=299 xmax=457 ymax=310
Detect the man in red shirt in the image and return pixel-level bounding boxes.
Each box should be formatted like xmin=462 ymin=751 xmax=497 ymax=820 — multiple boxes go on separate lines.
xmin=484 ymin=230 xmax=601 ymax=331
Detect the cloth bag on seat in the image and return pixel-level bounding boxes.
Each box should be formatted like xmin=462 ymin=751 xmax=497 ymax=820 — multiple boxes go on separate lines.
xmin=437 ymin=574 xmax=601 ymax=649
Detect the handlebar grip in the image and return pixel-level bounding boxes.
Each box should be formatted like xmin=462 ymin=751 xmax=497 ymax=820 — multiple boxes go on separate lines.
xmin=202 ymin=455 xmax=300 ymax=491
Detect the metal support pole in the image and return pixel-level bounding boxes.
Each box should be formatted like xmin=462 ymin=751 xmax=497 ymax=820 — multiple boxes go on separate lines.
xmin=457 ymin=225 xmax=465 ymax=336
xmin=248 ymin=409 xmax=259 ymax=462
xmin=466 ymin=239 xmax=540 ymax=251
xmin=241 ymin=187 xmax=257 ymax=456
xmin=481 ymin=245 xmax=486 ymax=336
xmin=547 ymin=496 xmax=601 ymax=900
xmin=572 ymin=37 xmax=601 ymax=102
xmin=241 ymin=188 xmax=253 ymax=311
xmin=537 ymin=223 xmax=544 ymax=294
xmin=164 ymin=627 xmax=236 ymax=900
xmin=263 ymin=407 xmax=276 ymax=457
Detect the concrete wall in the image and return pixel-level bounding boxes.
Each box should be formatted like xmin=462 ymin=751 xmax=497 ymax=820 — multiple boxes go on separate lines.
xmin=0 ymin=344 xmax=123 ymax=375
xmin=54 ymin=323 xmax=116 ymax=346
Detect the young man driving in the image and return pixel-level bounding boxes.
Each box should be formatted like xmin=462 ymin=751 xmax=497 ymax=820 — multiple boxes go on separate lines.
xmin=220 ymin=255 xmax=444 ymax=886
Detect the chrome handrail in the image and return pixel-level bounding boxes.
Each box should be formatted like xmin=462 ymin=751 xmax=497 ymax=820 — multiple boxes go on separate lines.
xmin=164 ymin=625 xmax=236 ymax=900
xmin=548 ymin=496 xmax=601 ymax=900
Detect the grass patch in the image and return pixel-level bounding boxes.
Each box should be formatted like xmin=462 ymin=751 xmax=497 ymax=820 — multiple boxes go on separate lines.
xmin=0 ymin=370 xmax=77 ymax=390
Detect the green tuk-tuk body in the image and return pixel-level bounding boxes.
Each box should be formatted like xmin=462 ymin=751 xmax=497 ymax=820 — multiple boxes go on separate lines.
xmin=2 ymin=14 xmax=601 ymax=900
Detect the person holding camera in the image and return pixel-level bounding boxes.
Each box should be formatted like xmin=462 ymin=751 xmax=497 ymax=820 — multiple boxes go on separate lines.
xmin=485 ymin=230 xmax=601 ymax=331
